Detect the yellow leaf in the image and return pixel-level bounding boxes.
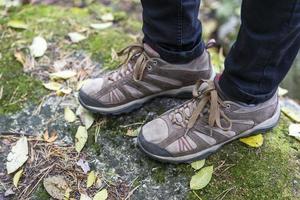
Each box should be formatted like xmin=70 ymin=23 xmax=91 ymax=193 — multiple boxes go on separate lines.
xmin=13 ymin=168 xmax=23 ymax=187
xmin=281 ymin=107 xmax=300 ymax=123
xmin=87 ymin=170 xmax=97 ymax=188
xmin=7 ymin=20 xmax=28 ymax=29
xmin=191 ymin=159 xmax=205 ymax=170
xmin=50 ymin=70 xmax=77 ymax=80
xmin=64 ymin=188 xmax=72 ymax=200
xmin=93 ymin=189 xmax=108 ymax=200
xmin=6 ymin=137 xmax=28 ymax=174
xmin=239 ymin=134 xmax=264 ymax=148
xmin=125 ymin=128 xmax=140 ymax=137
xmin=75 ymin=126 xmax=88 ymax=153
xmin=64 ymin=107 xmax=77 ymax=123
xmin=190 ymin=166 xmax=213 ymax=190
xmin=43 ymin=82 xmax=62 ymax=91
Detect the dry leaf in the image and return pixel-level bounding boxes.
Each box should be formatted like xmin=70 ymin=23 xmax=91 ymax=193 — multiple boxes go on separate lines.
xmin=57 ymin=87 xmax=73 ymax=96
xmin=29 ymin=36 xmax=47 ymax=58
xmin=126 ymin=128 xmax=140 ymax=137
xmin=6 ymin=137 xmax=29 ymax=174
xmin=76 ymin=106 xmax=95 ymax=129
xmin=75 ymin=126 xmax=88 ymax=153
xmin=281 ymin=107 xmax=300 ymax=123
xmin=93 ymin=189 xmax=108 ymax=200
xmin=64 ymin=107 xmax=77 ymax=123
xmin=87 ymin=170 xmax=97 ymax=188
xmin=43 ymin=175 xmax=68 ymax=200
xmin=239 ymin=134 xmax=264 ymax=148
xmin=90 ymin=22 xmax=113 ymax=30
xmin=64 ymin=188 xmax=72 ymax=200
xmin=7 ymin=20 xmax=28 ymax=29
xmin=191 ymin=159 xmax=205 ymax=170
xmin=101 ymin=13 xmax=114 ymax=22
xmin=288 ymin=124 xmax=300 ymax=141
xmin=190 ymin=166 xmax=213 ymax=190
xmin=278 ymin=87 xmax=288 ymax=96
xmin=68 ymin=32 xmax=87 ymax=43
xmin=43 ymin=130 xmax=58 ymax=143
xmin=80 ymin=193 xmax=92 ymax=200
xmin=50 ymin=70 xmax=77 ymax=80
xmin=76 ymin=159 xmax=90 ymax=174
xmin=43 ymin=82 xmax=62 ymax=91
xmin=13 ymin=168 xmax=23 ymax=187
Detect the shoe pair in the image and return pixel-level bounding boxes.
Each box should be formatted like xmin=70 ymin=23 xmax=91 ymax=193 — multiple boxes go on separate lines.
xmin=79 ymin=43 xmax=280 ymax=164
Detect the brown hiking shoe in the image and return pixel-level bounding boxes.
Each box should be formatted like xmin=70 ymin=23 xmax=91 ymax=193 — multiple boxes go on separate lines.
xmin=79 ymin=43 xmax=214 ymax=114
xmin=137 ymin=79 xmax=280 ymax=163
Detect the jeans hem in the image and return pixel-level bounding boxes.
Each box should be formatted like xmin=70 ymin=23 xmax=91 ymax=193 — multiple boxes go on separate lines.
xmin=219 ymin=71 xmax=277 ymax=104
xmin=143 ymin=35 xmax=205 ymax=64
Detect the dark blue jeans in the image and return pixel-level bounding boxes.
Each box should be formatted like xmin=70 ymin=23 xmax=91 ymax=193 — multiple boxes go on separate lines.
xmin=141 ymin=0 xmax=300 ymax=104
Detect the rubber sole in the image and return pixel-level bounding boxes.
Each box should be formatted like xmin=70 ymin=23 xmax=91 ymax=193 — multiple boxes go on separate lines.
xmin=79 ymin=85 xmax=194 ymax=115
xmin=137 ymin=104 xmax=281 ymax=164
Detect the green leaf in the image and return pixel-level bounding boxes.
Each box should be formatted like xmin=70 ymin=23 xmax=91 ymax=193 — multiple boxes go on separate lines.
xmin=190 ymin=166 xmax=213 ymax=190
xmin=93 ymin=189 xmax=108 ymax=200
xmin=64 ymin=107 xmax=77 ymax=123
xmin=191 ymin=159 xmax=205 ymax=170
xmin=75 ymin=126 xmax=88 ymax=153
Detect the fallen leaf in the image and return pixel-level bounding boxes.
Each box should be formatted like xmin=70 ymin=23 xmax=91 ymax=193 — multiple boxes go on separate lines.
xmin=64 ymin=107 xmax=77 ymax=123
xmin=281 ymin=107 xmax=300 ymax=123
xmin=6 ymin=137 xmax=29 ymax=174
xmin=90 ymin=22 xmax=113 ymax=30
xmin=13 ymin=168 xmax=23 ymax=187
xmin=29 ymin=36 xmax=47 ymax=58
xmin=288 ymin=124 xmax=300 ymax=141
xmin=87 ymin=170 xmax=97 ymax=188
xmin=278 ymin=87 xmax=288 ymax=96
xmin=239 ymin=134 xmax=264 ymax=148
xmin=101 ymin=13 xmax=114 ymax=22
xmin=43 ymin=130 xmax=58 ymax=143
xmin=68 ymin=32 xmax=87 ymax=43
xmin=76 ymin=106 xmax=95 ymax=129
xmin=76 ymin=159 xmax=90 ymax=174
xmin=93 ymin=189 xmax=108 ymax=200
xmin=191 ymin=159 xmax=206 ymax=170
xmin=43 ymin=82 xmax=62 ymax=91
xmin=43 ymin=175 xmax=68 ymax=200
xmin=75 ymin=126 xmax=88 ymax=152
xmin=14 ymin=50 xmax=35 ymax=72
xmin=190 ymin=166 xmax=213 ymax=190
xmin=126 ymin=128 xmax=140 ymax=137
xmin=4 ymin=188 xmax=15 ymax=197
xmin=80 ymin=193 xmax=92 ymax=200
xmin=7 ymin=20 xmax=28 ymax=29
xmin=50 ymin=70 xmax=77 ymax=80
xmin=57 ymin=87 xmax=73 ymax=96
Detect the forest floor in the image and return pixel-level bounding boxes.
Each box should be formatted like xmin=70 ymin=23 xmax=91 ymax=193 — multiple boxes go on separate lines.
xmin=0 ymin=1 xmax=300 ymax=200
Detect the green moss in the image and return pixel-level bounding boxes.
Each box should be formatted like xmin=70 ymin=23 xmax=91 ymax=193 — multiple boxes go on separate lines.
xmin=186 ymin=117 xmax=300 ymax=200
xmin=0 ymin=45 xmax=46 ymax=114
xmin=82 ymin=28 xmax=134 ymax=70
xmin=152 ymin=167 xmax=167 ymax=184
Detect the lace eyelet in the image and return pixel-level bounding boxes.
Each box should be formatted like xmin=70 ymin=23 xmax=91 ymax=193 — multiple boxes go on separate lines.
xmin=226 ymin=104 xmax=231 ymax=109
xmin=147 ymin=65 xmax=153 ymax=71
xmin=152 ymin=60 xmax=158 ymax=66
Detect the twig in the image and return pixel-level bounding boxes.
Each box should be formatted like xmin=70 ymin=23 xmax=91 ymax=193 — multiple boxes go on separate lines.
xmin=214 ymin=186 xmax=236 ymax=200
xmin=192 ymin=191 xmax=202 ymax=200
xmin=124 ymin=185 xmax=140 ymax=200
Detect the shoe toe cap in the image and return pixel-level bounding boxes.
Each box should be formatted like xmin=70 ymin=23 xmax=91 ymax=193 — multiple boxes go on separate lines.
xmin=138 ymin=118 xmax=172 ymax=157
xmin=79 ymin=78 xmax=106 ymax=108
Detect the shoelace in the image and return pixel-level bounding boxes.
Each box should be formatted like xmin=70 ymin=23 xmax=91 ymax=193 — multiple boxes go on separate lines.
xmin=170 ymin=80 xmax=233 ymax=134
xmin=108 ymin=44 xmax=156 ymax=82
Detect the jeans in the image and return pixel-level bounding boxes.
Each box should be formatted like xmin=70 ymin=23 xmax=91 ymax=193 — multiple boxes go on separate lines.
xmin=141 ymin=0 xmax=300 ymax=104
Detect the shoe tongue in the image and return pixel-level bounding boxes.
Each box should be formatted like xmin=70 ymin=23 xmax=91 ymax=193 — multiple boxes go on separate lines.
xmin=143 ymin=43 xmax=160 ymax=58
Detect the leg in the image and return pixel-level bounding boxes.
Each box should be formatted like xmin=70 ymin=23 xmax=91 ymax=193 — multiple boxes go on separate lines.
xmin=141 ymin=0 xmax=205 ymax=64
xmin=220 ymin=0 xmax=300 ymax=104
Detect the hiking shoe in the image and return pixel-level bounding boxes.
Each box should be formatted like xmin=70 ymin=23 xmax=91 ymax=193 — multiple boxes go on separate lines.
xmin=79 ymin=43 xmax=214 ymax=114
xmin=137 ymin=79 xmax=280 ymax=163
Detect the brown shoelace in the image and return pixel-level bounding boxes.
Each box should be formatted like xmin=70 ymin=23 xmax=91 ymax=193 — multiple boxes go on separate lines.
xmin=108 ymin=44 xmax=157 ymax=82
xmin=170 ymin=80 xmax=232 ymax=134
